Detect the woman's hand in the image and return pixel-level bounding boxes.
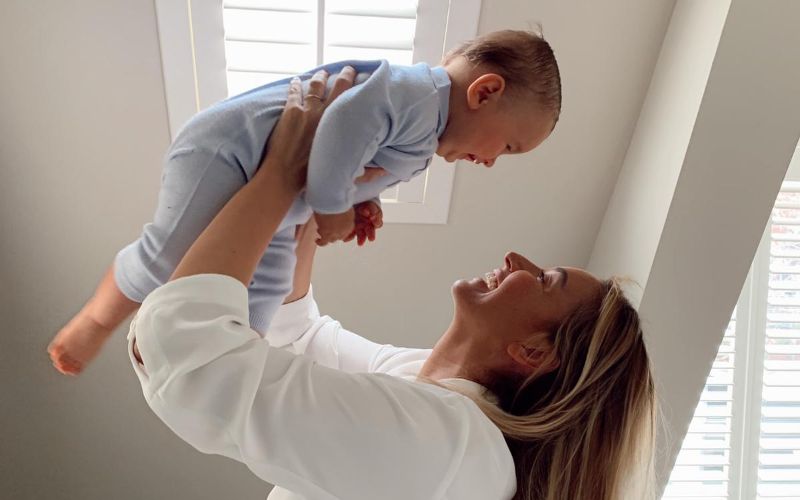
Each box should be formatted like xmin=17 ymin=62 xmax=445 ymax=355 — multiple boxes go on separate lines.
xmin=263 ymin=66 xmax=357 ymax=193
xmin=314 ymin=208 xmax=356 ymax=246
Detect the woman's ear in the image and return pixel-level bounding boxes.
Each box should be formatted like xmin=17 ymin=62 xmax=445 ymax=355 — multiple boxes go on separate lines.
xmin=506 ymin=339 xmax=560 ymax=375
xmin=466 ymin=73 xmax=506 ymax=109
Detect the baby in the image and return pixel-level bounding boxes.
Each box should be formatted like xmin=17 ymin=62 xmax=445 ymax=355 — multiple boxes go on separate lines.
xmin=48 ymin=29 xmax=562 ymax=375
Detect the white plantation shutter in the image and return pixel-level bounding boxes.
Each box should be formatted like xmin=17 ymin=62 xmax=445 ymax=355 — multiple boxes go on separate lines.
xmin=221 ymin=0 xmax=418 ymax=96
xmin=222 ymin=1 xmax=318 ymax=95
xmin=760 ymin=185 xmax=800 ymax=499
xmin=155 ymin=0 xmax=482 ymax=224
xmin=664 ymin=177 xmax=800 ymax=500
xmin=322 ymin=1 xmax=417 ymax=66
xmin=662 ymin=316 xmax=736 ymax=499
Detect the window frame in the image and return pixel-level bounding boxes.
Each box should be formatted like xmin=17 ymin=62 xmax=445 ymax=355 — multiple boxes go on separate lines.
xmin=153 ymin=0 xmax=483 ymax=224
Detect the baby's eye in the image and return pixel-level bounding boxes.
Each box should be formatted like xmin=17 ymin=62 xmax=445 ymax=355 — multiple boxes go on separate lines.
xmin=506 ymin=144 xmax=512 ymax=152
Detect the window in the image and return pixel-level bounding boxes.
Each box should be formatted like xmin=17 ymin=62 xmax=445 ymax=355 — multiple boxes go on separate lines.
xmin=154 ymin=0 xmax=483 ymax=224
xmin=664 ymin=158 xmax=800 ymax=499
xmin=222 ymin=1 xmax=418 ymax=96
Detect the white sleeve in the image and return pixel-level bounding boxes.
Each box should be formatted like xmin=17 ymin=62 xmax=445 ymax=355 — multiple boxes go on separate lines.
xmin=265 ymin=286 xmax=424 ymax=374
xmin=126 ymin=274 xmax=487 ymax=500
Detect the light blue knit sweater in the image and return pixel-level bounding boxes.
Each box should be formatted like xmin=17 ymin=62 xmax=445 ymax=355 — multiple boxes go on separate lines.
xmin=115 ymin=59 xmax=451 ymax=332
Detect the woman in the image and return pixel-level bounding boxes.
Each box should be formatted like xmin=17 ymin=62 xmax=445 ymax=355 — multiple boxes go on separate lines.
xmin=130 ymin=69 xmax=656 ymax=500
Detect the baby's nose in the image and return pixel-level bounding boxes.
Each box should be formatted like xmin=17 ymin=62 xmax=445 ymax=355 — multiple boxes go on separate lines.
xmin=483 ymin=158 xmax=496 ymax=168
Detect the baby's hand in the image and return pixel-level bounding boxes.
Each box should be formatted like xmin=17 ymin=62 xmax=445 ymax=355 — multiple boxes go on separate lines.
xmin=354 ymin=166 xmax=387 ymax=184
xmin=344 ymin=200 xmax=383 ymax=246
xmin=314 ymin=208 xmax=355 ymax=246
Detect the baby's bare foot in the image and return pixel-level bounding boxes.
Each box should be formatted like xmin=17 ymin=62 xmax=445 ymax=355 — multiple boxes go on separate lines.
xmin=48 ymin=314 xmax=112 ymax=375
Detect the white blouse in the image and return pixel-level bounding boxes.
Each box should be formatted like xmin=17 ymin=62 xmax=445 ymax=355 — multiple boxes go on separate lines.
xmin=127 ymin=274 xmax=516 ymax=500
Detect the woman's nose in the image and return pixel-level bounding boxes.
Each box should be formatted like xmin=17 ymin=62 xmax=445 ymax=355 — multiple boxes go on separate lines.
xmin=504 ymin=252 xmax=520 ymax=270
xmin=504 ymin=252 xmax=538 ymax=274
xmin=483 ymin=158 xmax=496 ymax=168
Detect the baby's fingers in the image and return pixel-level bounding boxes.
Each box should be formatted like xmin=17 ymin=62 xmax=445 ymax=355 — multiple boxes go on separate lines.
xmin=371 ymin=210 xmax=383 ymax=228
xmin=357 ymin=227 xmax=368 ymax=246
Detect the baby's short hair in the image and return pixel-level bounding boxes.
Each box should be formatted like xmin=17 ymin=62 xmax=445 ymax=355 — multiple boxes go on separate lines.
xmin=445 ymin=29 xmax=562 ymax=125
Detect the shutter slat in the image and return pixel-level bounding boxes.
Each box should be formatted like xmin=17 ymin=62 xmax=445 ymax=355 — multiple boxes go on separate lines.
xmin=225 ymin=41 xmax=315 ymax=74
xmin=771 ymin=233 xmax=800 ymax=242
xmin=326 ymin=0 xmax=417 ymax=18
xmin=325 ymin=15 xmax=416 ymax=51
xmin=223 ymin=0 xmax=314 ymax=12
xmin=225 ymin=37 xmax=310 ymax=45
xmin=325 ymin=46 xmax=412 ymax=66
xmin=223 ymin=9 xmax=315 ymax=44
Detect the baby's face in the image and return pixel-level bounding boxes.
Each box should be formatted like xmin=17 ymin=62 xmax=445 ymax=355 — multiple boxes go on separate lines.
xmin=437 ymin=101 xmax=554 ymax=167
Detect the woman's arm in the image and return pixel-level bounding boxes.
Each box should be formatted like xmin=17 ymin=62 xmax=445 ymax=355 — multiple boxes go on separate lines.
xmin=282 ymin=217 xmax=319 ymax=304
xmin=270 ymin=215 xmax=430 ymax=375
xmin=170 ymin=69 xmax=355 ymax=286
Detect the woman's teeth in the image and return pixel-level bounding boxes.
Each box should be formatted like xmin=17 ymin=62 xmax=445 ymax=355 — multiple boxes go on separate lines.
xmin=484 ymin=272 xmax=498 ymax=290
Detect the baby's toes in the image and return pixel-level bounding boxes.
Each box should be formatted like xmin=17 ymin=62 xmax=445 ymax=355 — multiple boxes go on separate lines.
xmin=48 ymin=347 xmax=68 ymax=369
xmin=47 ymin=340 xmax=63 ymax=357
xmin=57 ymin=352 xmax=83 ymax=373
xmin=59 ymin=358 xmax=83 ymax=375
xmin=63 ymin=364 xmax=82 ymax=375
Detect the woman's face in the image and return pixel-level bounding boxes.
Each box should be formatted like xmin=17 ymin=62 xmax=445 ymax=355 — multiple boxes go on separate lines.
xmin=452 ymin=252 xmax=603 ymax=343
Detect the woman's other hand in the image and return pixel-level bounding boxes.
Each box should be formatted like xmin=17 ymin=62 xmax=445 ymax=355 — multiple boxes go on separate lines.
xmin=263 ymin=66 xmax=357 ymax=192
xmin=314 ymin=208 xmax=356 ymax=246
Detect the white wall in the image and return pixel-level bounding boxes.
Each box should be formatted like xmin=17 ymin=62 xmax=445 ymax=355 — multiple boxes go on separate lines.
xmin=589 ymin=0 xmax=731 ymax=304
xmin=0 ymin=1 xmax=675 ymax=499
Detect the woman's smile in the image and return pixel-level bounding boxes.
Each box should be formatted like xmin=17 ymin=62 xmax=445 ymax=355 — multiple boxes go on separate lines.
xmin=483 ymin=268 xmax=509 ymax=290
xmin=484 ymin=271 xmax=498 ymax=290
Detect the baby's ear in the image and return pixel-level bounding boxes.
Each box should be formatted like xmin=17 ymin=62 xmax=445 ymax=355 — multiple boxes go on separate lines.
xmin=467 ymin=73 xmax=506 ymax=109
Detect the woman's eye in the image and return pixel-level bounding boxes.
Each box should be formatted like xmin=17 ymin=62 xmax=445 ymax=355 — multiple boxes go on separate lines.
xmin=538 ymin=271 xmax=545 ymax=282
xmin=506 ymin=144 xmax=512 ymax=152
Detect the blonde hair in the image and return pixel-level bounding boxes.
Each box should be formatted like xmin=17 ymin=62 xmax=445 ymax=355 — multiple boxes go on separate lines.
xmin=444 ymin=29 xmax=562 ymax=125
xmin=422 ymin=277 xmax=656 ymax=500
